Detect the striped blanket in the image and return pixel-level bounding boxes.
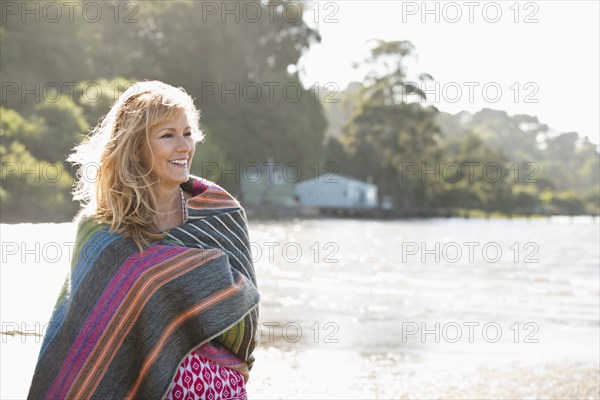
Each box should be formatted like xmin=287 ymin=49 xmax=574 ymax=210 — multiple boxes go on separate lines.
xmin=27 ymin=177 xmax=260 ymax=400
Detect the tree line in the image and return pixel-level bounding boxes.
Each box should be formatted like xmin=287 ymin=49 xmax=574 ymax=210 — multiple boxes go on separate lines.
xmin=321 ymin=40 xmax=599 ymax=216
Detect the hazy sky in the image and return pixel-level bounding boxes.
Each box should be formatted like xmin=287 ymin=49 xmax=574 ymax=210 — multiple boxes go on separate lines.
xmin=299 ymin=1 xmax=600 ymax=144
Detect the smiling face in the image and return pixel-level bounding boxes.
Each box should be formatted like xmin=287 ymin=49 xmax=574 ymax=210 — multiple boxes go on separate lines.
xmin=140 ymin=111 xmax=195 ymax=188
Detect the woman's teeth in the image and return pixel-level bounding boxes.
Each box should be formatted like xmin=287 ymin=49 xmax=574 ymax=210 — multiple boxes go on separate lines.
xmin=169 ymin=159 xmax=187 ymax=165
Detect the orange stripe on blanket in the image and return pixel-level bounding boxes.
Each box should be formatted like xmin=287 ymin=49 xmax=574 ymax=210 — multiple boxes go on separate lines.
xmin=67 ymin=249 xmax=223 ymax=400
xmin=124 ymin=274 xmax=246 ymax=400
xmin=187 ymin=189 xmax=240 ymax=209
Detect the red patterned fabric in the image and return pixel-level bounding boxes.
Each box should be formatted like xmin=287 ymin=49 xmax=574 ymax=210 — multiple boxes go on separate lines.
xmin=166 ymin=345 xmax=248 ymax=400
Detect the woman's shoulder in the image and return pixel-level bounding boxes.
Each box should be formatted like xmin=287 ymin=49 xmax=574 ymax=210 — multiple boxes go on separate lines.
xmin=182 ymin=175 xmax=234 ymax=198
xmin=182 ymin=176 xmax=242 ymax=211
xmin=181 ymin=175 xmax=211 ymax=197
xmin=72 ymin=208 xmax=120 ymax=242
xmin=72 ymin=207 xmax=96 ymax=228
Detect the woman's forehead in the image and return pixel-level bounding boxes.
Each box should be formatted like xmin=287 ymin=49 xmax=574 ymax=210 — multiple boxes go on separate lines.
xmin=151 ymin=112 xmax=191 ymax=131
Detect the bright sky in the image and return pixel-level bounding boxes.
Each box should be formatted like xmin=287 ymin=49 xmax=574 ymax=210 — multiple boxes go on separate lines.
xmin=298 ymin=0 xmax=600 ymax=144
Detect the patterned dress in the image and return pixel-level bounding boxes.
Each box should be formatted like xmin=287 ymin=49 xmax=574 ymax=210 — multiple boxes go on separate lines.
xmin=165 ymin=342 xmax=248 ymax=400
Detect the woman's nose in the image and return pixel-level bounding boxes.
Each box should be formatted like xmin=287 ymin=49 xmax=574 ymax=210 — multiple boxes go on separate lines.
xmin=176 ymin=134 xmax=193 ymax=151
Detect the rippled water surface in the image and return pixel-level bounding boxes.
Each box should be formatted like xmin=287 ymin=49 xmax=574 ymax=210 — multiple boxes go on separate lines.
xmin=1 ymin=217 xmax=599 ymax=398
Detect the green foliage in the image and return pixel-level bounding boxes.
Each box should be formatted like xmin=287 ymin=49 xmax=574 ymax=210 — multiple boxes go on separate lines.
xmin=0 ymin=107 xmax=41 ymax=144
xmin=433 ymin=110 xmax=599 ymax=213
xmin=0 ymin=106 xmax=80 ymax=221
xmin=1 ymin=0 xmax=327 ymax=221
xmin=0 ymin=140 xmax=77 ymax=222
xmin=28 ymin=98 xmax=89 ymax=163
xmin=74 ymin=77 xmax=136 ymax=127
xmin=329 ymin=39 xmax=598 ymax=215
xmin=541 ymin=190 xmax=587 ymax=214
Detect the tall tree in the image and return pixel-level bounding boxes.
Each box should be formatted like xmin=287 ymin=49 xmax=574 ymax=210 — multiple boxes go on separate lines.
xmin=342 ymin=40 xmax=441 ymax=207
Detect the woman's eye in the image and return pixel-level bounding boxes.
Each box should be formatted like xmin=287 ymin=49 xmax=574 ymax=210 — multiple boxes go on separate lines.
xmin=159 ymin=132 xmax=191 ymax=138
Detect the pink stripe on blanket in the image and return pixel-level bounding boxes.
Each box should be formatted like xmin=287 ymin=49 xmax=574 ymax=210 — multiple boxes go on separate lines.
xmin=47 ymin=246 xmax=184 ymax=399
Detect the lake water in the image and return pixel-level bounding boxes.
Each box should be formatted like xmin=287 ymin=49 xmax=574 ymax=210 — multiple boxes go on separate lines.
xmin=1 ymin=217 xmax=599 ymax=399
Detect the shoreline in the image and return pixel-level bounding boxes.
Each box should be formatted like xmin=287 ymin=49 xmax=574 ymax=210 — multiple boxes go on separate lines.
xmin=2 ymin=209 xmax=599 ymax=224
xmin=244 ymin=208 xmax=599 ymax=222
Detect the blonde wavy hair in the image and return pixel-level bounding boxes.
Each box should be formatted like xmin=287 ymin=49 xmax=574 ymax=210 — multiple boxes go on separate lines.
xmin=68 ymin=81 xmax=204 ymax=252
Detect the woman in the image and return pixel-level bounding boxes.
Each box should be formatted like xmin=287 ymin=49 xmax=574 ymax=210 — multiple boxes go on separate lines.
xmin=27 ymin=81 xmax=260 ymax=400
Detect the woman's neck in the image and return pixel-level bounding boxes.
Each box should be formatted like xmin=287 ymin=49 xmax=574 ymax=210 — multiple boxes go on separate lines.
xmin=153 ymin=184 xmax=183 ymax=232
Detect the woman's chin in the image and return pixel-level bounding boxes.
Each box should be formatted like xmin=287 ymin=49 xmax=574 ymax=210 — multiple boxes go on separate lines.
xmin=159 ymin=172 xmax=190 ymax=186
xmin=177 ymin=172 xmax=190 ymax=183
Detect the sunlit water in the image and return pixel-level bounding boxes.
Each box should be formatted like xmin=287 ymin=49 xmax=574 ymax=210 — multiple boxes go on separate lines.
xmin=1 ymin=217 xmax=599 ymax=399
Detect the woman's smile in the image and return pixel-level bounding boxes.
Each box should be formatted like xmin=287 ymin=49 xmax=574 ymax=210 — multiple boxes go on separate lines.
xmin=169 ymin=158 xmax=188 ymax=167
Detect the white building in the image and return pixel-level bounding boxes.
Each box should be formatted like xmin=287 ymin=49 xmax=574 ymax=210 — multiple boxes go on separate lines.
xmin=295 ymin=174 xmax=378 ymax=209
